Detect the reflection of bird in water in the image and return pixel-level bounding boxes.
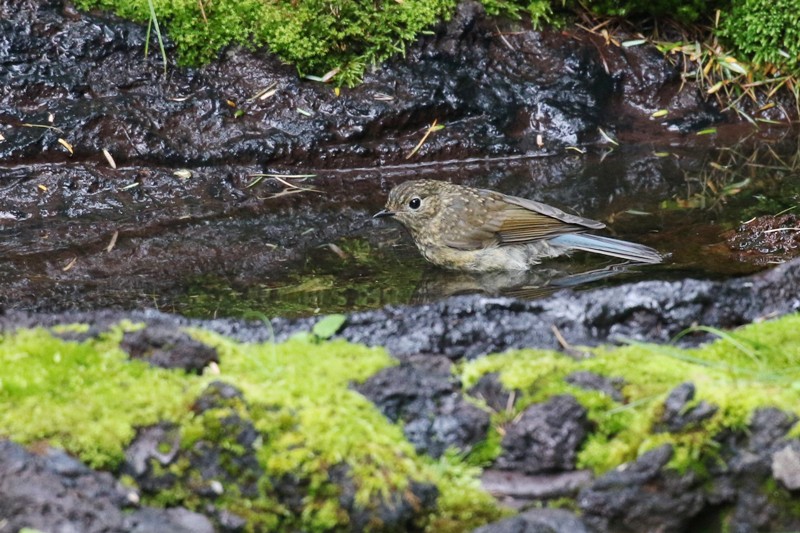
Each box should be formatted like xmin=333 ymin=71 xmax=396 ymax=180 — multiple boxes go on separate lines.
xmin=410 ymin=261 xmax=634 ymax=304
xmin=375 ymin=180 xmax=662 ymax=271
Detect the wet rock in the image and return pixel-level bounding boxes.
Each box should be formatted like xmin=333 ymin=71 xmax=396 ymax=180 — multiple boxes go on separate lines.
xmin=356 ymin=354 xmax=490 ymax=457
xmin=193 ymin=380 xmax=246 ymax=413
xmin=495 ymin=395 xmax=589 ymax=474
xmin=121 ymin=326 xmax=218 ymax=373
xmin=468 ymin=372 xmax=519 ymax=412
xmin=127 ymin=507 xmax=215 ymax=533
xmin=575 ymin=408 xmax=800 ymax=533
xmin=215 ymin=508 xmax=248 ymax=532
xmin=0 ymin=439 xmax=211 ymax=533
xmin=472 ymin=507 xmax=590 ymax=533
xmin=751 ymin=408 xmax=799 ymax=449
xmin=271 ymin=256 xmax=800 ymax=359
xmin=706 ymin=408 xmax=800 ymax=532
xmin=564 ymin=371 xmax=624 ymax=402
xmin=272 ymin=465 xmax=438 ymax=532
xmin=726 ymin=214 xmax=800 ymax=265
xmin=578 ymin=444 xmax=706 ymax=532
xmin=335 ymin=466 xmax=439 ymax=532
xmin=123 ymin=423 xmax=182 ymax=494
xmin=657 ymin=382 xmax=718 ymax=432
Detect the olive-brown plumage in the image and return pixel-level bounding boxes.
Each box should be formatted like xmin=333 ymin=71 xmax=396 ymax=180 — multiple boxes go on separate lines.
xmin=374 ymin=180 xmax=662 ymax=271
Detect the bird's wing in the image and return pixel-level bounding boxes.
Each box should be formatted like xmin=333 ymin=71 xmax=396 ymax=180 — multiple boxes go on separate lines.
xmin=441 ymin=190 xmax=605 ymax=250
xmin=498 ymin=193 xmax=606 ymax=229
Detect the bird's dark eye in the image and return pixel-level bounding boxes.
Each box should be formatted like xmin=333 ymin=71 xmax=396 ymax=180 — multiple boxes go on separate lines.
xmin=409 ymin=197 xmax=421 ymax=210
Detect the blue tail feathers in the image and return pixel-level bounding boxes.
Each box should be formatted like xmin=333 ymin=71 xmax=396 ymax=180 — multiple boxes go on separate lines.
xmin=549 ymin=233 xmax=663 ymax=264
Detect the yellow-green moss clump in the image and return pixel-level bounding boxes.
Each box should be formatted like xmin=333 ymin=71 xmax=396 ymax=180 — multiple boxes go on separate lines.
xmin=0 ymin=323 xmax=501 ymax=532
xmin=0 ymin=325 xmax=199 ymax=468
xmin=460 ymin=313 xmax=800 ymax=474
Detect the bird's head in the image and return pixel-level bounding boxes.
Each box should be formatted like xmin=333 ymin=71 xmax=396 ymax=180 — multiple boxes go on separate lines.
xmin=373 ymin=180 xmax=447 ymax=235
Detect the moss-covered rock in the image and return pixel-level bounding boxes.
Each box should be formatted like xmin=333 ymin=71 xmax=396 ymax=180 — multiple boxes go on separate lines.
xmin=461 ymin=314 xmax=800 ymax=474
xmin=0 ymin=324 xmax=502 ymax=531
xmin=4 ymin=313 xmax=800 ymax=530
xmin=74 ymin=0 xmax=457 ymax=84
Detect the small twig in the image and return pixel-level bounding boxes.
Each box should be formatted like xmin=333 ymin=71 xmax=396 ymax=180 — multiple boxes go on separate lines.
xmin=406 ymin=119 xmax=443 ymax=160
xmin=762 ymin=227 xmax=800 ymax=234
xmin=551 ymin=324 xmax=591 ymax=359
xmin=495 ymin=25 xmax=515 ymax=51
xmin=22 ymin=123 xmax=64 ymax=133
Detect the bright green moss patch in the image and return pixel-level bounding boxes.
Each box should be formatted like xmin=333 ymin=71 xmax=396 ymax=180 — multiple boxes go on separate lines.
xmin=460 ymin=313 xmax=800 ymax=474
xmin=0 ymin=324 xmax=502 ymax=531
xmin=0 ymin=327 xmax=200 ymax=468
xmin=190 ymin=331 xmax=503 ymax=531
xmin=718 ymin=0 xmax=800 ymax=73
xmin=75 ymin=0 xmax=456 ymax=84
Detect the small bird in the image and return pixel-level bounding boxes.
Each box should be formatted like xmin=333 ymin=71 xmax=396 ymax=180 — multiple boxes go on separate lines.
xmin=374 ymin=180 xmax=662 ymax=272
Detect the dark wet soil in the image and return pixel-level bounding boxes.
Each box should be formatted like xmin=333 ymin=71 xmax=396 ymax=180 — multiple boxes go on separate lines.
xmin=726 ymin=213 xmax=800 ymax=264
xmin=3 ymin=0 xmax=799 ymax=319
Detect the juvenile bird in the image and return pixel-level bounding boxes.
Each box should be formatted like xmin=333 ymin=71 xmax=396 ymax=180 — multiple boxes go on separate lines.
xmin=374 ymin=180 xmax=662 ymax=272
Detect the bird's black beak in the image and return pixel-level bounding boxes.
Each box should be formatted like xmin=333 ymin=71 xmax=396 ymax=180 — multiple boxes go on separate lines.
xmin=373 ymin=209 xmax=395 ymax=219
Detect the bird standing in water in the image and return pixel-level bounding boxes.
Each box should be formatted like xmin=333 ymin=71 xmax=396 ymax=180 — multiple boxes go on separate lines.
xmin=374 ymin=180 xmax=662 ymax=271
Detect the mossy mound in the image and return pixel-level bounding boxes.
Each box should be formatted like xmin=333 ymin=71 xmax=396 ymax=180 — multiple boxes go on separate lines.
xmin=0 ymin=323 xmax=501 ymax=531
xmin=3 ymin=313 xmax=800 ymax=530
xmin=460 ymin=313 xmax=800 ymax=474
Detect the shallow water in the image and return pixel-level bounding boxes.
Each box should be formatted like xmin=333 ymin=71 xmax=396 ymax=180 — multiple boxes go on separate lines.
xmin=2 ymin=130 xmax=798 ymax=319
xmin=170 ymin=131 xmax=800 ymax=319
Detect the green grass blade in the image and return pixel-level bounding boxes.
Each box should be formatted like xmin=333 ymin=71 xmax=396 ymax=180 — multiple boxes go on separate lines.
xmin=146 ymin=0 xmax=168 ymax=75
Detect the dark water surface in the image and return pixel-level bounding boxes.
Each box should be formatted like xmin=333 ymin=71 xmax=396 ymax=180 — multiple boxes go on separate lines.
xmin=2 ymin=130 xmax=798 ymax=319
xmin=174 ymin=131 xmax=800 ymax=319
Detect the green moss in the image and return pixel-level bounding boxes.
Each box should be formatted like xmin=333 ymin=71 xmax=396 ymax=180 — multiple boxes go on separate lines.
xmin=718 ymin=0 xmax=800 ymax=72
xmin=74 ymin=0 xmax=800 ymax=92
xmin=459 ymin=313 xmax=800 ymax=474
xmin=762 ymin=477 xmax=800 ymax=522
xmin=8 ymin=314 xmax=799 ymax=530
xmin=0 ymin=324 xmax=503 ymax=531
xmin=75 ymin=0 xmax=456 ymax=84
xmin=0 ymin=326 xmax=200 ymax=468
xmin=464 ymin=425 xmax=504 ymax=467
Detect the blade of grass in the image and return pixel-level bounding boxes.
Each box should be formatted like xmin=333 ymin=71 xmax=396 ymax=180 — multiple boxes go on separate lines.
xmin=146 ymin=0 xmax=168 ymax=75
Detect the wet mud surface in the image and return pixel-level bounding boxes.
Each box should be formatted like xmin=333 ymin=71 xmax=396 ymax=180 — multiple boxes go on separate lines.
xmin=726 ymin=213 xmax=800 ymax=264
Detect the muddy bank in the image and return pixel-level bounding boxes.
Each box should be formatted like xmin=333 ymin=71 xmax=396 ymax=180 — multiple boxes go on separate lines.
xmin=2 ymin=0 xmax=730 ymax=167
